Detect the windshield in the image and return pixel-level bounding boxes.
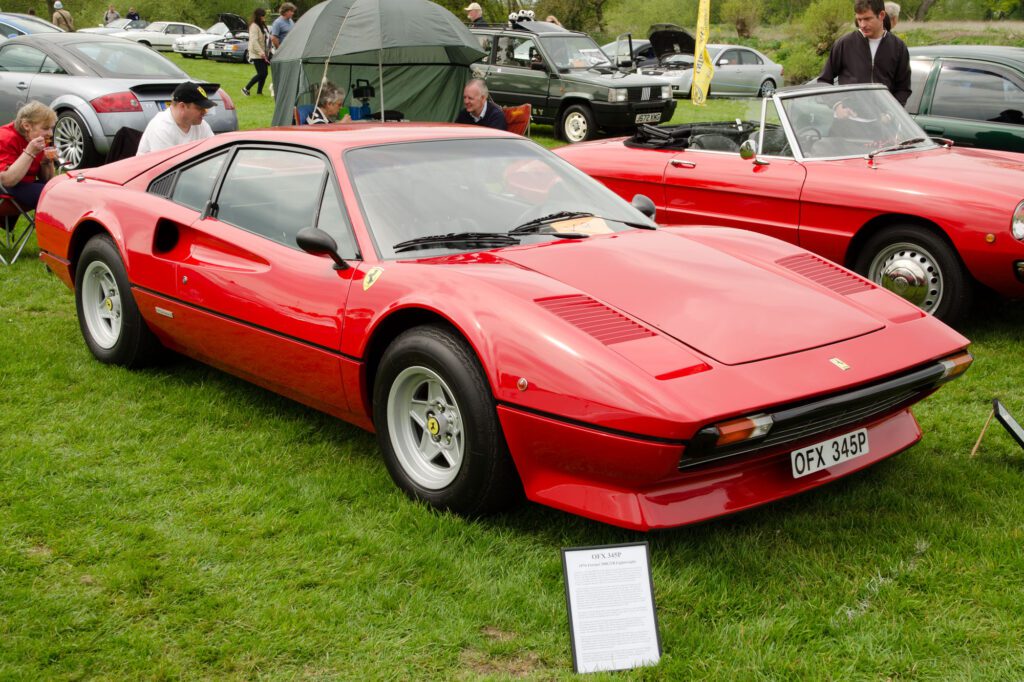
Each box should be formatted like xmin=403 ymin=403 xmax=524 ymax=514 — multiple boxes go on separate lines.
xmin=781 ymin=87 xmax=933 ymax=158
xmin=205 ymin=22 xmax=228 ymax=34
xmin=540 ymin=35 xmax=611 ymax=70
xmin=69 ymin=40 xmax=187 ymax=77
xmin=347 ymin=138 xmax=655 ymax=259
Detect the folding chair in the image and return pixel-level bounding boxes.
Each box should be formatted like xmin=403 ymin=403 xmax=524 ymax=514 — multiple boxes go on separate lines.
xmin=0 ymin=190 xmax=35 ymax=266
xmin=293 ymin=104 xmax=315 ymax=125
xmin=503 ymin=103 xmax=532 ymax=137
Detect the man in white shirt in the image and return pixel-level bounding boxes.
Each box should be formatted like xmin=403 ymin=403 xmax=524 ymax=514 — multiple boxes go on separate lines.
xmin=137 ymin=82 xmax=215 ymax=155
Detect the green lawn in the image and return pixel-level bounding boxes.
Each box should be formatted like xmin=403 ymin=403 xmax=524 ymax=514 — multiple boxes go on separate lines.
xmin=1 ymin=55 xmax=1024 ymax=679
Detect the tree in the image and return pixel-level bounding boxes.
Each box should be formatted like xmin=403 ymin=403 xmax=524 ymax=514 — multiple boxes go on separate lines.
xmin=721 ymin=0 xmax=764 ymax=37
xmin=803 ymin=0 xmax=853 ymax=55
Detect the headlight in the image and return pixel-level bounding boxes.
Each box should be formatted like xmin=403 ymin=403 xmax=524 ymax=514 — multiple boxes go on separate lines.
xmin=1013 ymin=199 xmax=1024 ymax=240
xmin=607 ymin=88 xmax=627 ymax=103
xmin=661 ymin=85 xmax=671 ymax=99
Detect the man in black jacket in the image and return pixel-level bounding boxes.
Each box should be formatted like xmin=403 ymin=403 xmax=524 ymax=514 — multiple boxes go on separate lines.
xmin=817 ymin=0 xmax=911 ymax=106
xmin=455 ymin=79 xmax=507 ymax=131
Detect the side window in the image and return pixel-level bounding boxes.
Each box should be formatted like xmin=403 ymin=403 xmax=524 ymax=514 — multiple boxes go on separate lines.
xmin=316 ymin=182 xmax=357 ymax=259
xmin=183 ymin=25 xmax=200 ymax=35
xmin=718 ymin=49 xmax=740 ymax=66
xmin=741 ymin=50 xmax=763 ymax=66
xmin=932 ymin=62 xmax=1024 ymax=125
xmin=760 ymin=98 xmax=793 ymax=157
xmin=0 ymin=22 xmax=21 ymax=38
xmin=216 ymin=148 xmax=327 ymax=248
xmin=0 ymin=44 xmax=47 ymax=73
xmin=495 ymin=35 xmax=534 ymax=69
xmin=476 ymin=34 xmax=493 ymax=64
xmin=169 ymin=151 xmax=228 ymax=210
xmin=40 ymin=56 xmax=65 ymax=75
xmin=906 ymin=58 xmax=933 ymax=113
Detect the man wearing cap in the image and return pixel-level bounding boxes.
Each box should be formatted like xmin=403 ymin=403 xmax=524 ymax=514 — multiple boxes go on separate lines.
xmin=137 ymin=83 xmax=215 ymax=155
xmin=465 ymin=2 xmax=485 ymax=26
xmin=52 ymin=1 xmax=74 ymax=31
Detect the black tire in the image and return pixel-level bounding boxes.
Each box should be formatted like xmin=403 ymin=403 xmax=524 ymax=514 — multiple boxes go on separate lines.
xmin=758 ymin=79 xmax=777 ymax=98
xmin=75 ymin=234 xmax=162 ymax=367
xmin=560 ymin=104 xmax=596 ymax=143
xmin=54 ymin=110 xmax=99 ymax=170
xmin=200 ymin=45 xmax=209 ymax=58
xmin=373 ymin=325 xmax=522 ymax=516
xmin=853 ymin=224 xmax=972 ymax=325
xmin=139 ymin=40 xmax=151 ymax=48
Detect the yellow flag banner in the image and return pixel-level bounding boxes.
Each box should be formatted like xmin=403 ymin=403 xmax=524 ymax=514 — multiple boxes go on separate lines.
xmin=692 ymin=0 xmax=714 ymax=105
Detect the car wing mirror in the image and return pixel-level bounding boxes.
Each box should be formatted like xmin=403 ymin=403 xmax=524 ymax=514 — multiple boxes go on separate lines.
xmin=631 ymin=193 xmax=656 ymax=220
xmin=739 ymin=138 xmax=757 ymax=160
xmin=297 ymin=227 xmax=349 ymax=270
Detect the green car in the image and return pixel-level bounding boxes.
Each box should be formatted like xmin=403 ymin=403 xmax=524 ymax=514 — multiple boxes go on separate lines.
xmin=470 ymin=20 xmax=676 ymax=143
xmin=908 ymin=45 xmax=1024 ymax=153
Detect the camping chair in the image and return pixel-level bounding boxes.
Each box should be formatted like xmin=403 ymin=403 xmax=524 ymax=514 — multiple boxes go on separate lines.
xmin=0 ymin=191 xmax=35 ymax=266
xmin=503 ymin=103 xmax=532 ymax=137
xmin=105 ymin=126 xmax=143 ymax=163
xmin=293 ymin=104 xmax=316 ymax=125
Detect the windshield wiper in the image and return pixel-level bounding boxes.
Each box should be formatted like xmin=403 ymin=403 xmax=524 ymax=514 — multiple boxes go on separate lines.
xmin=392 ymin=232 xmax=519 ymax=253
xmin=868 ymin=137 xmax=928 ymax=158
xmin=508 ymin=211 xmax=595 ymax=234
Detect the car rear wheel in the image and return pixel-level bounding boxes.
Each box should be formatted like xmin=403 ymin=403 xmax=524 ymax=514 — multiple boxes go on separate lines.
xmin=75 ymin=234 xmax=162 ymax=367
xmin=758 ymin=79 xmax=777 ymax=98
xmin=373 ymin=325 xmax=521 ymax=516
xmin=854 ymin=225 xmax=972 ymax=325
xmin=54 ymin=110 xmax=99 ymax=170
xmin=560 ymin=104 xmax=596 ymax=143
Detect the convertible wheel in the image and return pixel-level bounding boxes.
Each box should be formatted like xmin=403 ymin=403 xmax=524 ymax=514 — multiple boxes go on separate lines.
xmin=75 ymin=235 xmax=162 ymax=367
xmin=54 ymin=110 xmax=99 ymax=170
xmin=373 ymin=325 xmax=521 ymax=516
xmin=854 ymin=225 xmax=972 ymax=325
xmin=560 ymin=104 xmax=596 ymax=143
xmin=758 ymin=79 xmax=777 ymax=98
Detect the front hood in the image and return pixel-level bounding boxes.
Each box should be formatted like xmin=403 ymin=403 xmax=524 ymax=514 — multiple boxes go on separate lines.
xmin=218 ymin=13 xmax=247 ymax=34
xmin=868 ymin=146 xmax=1024 ymax=198
xmin=572 ymin=70 xmax=672 ymax=88
xmin=497 ymin=230 xmax=884 ymax=365
xmin=648 ymin=23 xmax=696 ymax=61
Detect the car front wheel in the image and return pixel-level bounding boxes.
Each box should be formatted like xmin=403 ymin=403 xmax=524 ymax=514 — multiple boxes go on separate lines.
xmin=54 ymin=110 xmax=99 ymax=170
xmin=373 ymin=325 xmax=521 ymax=516
xmin=75 ymin=234 xmax=162 ymax=367
xmin=758 ymin=79 xmax=777 ymax=98
xmin=854 ymin=225 xmax=972 ymax=326
xmin=560 ymin=104 xmax=596 ymax=143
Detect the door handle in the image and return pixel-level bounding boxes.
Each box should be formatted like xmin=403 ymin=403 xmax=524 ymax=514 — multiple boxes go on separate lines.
xmin=17 ymin=81 xmax=28 ymax=90
xmin=922 ymin=125 xmax=944 ymax=134
xmin=670 ymin=159 xmax=696 ymax=168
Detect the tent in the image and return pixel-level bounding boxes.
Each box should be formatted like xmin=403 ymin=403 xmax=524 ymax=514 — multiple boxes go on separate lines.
xmin=270 ymin=0 xmax=486 ymax=125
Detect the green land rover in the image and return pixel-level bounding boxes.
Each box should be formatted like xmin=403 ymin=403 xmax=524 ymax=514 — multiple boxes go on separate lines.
xmin=469 ymin=20 xmax=677 ymax=142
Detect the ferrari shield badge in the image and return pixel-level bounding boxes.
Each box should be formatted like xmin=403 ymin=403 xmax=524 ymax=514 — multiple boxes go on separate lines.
xmin=362 ymin=267 xmax=383 ymax=291
xmin=830 ymin=357 xmax=851 ymax=371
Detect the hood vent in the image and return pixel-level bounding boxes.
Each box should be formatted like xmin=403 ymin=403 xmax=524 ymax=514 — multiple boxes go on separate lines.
xmin=776 ymin=253 xmax=874 ymax=295
xmin=536 ymin=294 xmax=655 ymax=345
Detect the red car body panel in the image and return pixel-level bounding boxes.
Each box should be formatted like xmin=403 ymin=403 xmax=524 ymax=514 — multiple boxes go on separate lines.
xmin=554 ymin=139 xmax=1024 ymax=299
xmin=35 ymin=124 xmax=971 ymax=529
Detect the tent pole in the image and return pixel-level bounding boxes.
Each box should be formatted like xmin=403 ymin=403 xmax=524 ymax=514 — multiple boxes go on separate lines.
xmin=378 ymin=51 xmax=385 ymax=121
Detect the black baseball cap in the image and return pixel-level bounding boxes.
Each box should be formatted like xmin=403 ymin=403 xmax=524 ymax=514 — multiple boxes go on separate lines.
xmin=173 ymin=82 xmax=217 ymax=109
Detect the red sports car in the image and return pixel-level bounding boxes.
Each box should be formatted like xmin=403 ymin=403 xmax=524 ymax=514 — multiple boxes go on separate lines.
xmin=36 ymin=123 xmax=971 ymax=530
xmin=555 ymin=83 xmax=1024 ymax=326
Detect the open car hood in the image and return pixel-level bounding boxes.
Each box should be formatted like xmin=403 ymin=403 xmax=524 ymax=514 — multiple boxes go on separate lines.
xmin=218 ymin=12 xmax=247 ymax=34
xmin=498 ymin=230 xmax=884 ymax=366
xmin=648 ymin=23 xmax=696 ymax=62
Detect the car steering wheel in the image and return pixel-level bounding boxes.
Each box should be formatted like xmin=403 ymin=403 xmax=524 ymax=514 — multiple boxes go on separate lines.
xmin=798 ymin=128 xmax=822 ymax=149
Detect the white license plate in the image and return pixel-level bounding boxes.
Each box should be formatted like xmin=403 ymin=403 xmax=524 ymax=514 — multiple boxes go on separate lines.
xmin=790 ymin=428 xmax=869 ymax=479
xmin=635 ymin=112 xmax=661 ymax=123
xmin=208 ymin=50 xmax=221 ymax=56
xmin=156 ymin=100 xmax=172 ymax=111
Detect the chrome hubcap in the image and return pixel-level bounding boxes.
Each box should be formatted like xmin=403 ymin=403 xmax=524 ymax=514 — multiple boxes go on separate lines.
xmin=81 ymin=260 xmax=122 ymax=348
xmin=54 ymin=116 xmax=83 ymax=169
xmin=868 ymin=241 xmax=943 ymax=312
xmin=386 ymin=366 xmax=464 ymax=490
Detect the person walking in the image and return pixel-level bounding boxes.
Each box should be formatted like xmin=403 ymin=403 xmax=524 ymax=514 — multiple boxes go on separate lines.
xmin=241 ymin=8 xmax=271 ymax=97
xmin=52 ymin=1 xmax=74 ymax=31
xmin=816 ymin=0 xmax=910 ymax=106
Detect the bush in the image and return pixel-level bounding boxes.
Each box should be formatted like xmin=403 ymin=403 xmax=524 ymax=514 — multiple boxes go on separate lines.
xmin=721 ymin=0 xmax=763 ymax=38
xmin=802 ymin=0 xmax=853 ymax=55
xmin=775 ymin=40 xmax=825 ymax=84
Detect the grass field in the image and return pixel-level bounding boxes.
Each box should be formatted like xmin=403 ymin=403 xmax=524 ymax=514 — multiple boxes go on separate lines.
xmin=2 ymin=54 xmax=1024 ymax=679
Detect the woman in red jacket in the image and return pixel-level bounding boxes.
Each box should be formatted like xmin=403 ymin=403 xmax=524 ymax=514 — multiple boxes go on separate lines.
xmin=0 ymin=101 xmax=58 ymax=210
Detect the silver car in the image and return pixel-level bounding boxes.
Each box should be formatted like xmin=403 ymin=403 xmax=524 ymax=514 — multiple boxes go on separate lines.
xmin=640 ymin=43 xmax=784 ymax=98
xmin=0 ymin=33 xmax=238 ymax=169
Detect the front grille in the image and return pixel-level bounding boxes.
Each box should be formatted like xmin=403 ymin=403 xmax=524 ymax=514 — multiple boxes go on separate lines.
xmin=627 ymin=87 xmax=660 ymax=102
xmin=680 ymin=360 xmax=947 ymax=470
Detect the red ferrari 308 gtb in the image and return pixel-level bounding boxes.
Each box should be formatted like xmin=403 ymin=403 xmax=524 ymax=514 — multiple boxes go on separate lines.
xmin=36 ymin=123 xmax=971 ymax=530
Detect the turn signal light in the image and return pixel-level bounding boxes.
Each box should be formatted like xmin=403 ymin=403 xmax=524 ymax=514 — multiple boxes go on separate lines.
xmin=712 ymin=413 xmax=773 ymax=447
xmin=938 ymin=351 xmax=973 ymax=383
xmin=90 ymin=92 xmax=141 ymax=113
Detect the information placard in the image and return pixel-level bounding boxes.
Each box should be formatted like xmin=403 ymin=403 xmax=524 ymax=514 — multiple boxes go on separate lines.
xmin=561 ymin=542 xmax=661 ymax=673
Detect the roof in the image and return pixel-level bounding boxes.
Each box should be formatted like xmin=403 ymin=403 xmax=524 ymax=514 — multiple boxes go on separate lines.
xmin=909 ymin=44 xmax=1024 ymax=68
xmin=211 ymin=122 xmax=522 ymax=151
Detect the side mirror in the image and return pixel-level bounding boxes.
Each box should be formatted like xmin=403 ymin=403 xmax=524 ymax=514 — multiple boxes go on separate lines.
xmin=739 ymin=138 xmax=758 ymax=160
xmin=631 ymin=193 xmax=656 ymax=219
xmin=297 ymin=227 xmax=349 ymax=270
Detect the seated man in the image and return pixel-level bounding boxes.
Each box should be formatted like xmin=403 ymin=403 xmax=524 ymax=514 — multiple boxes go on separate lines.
xmin=455 ymin=79 xmax=507 ymax=131
xmin=0 ymin=101 xmax=58 ymax=211
xmin=137 ymin=82 xmax=215 ymax=155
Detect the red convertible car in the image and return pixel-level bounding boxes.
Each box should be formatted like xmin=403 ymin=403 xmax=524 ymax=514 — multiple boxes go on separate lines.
xmin=35 ymin=124 xmax=971 ymax=530
xmin=555 ymin=83 xmax=1024 ymax=326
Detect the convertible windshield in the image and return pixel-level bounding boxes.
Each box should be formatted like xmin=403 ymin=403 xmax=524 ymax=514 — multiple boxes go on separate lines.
xmin=781 ymin=87 xmax=933 ymax=159
xmin=346 ymin=138 xmax=655 ymax=259
xmin=540 ymin=35 xmax=611 ymax=70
